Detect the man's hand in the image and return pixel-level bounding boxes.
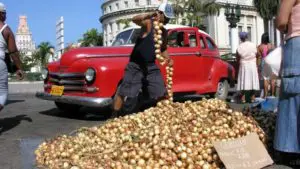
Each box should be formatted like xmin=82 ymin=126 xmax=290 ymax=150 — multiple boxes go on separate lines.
xmin=16 ymin=69 xmax=24 ymax=80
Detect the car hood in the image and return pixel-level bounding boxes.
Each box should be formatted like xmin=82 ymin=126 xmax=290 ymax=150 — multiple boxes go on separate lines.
xmin=59 ymin=46 xmax=133 ymax=66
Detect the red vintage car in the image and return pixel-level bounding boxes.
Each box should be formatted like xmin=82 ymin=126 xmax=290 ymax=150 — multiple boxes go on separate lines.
xmin=36 ymin=25 xmax=235 ymax=114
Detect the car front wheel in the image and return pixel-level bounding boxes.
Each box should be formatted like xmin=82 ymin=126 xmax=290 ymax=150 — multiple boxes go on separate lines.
xmin=214 ymin=80 xmax=229 ymax=100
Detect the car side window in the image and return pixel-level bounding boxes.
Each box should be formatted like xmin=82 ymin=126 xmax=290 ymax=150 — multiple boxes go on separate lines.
xmin=167 ymin=31 xmax=185 ymax=48
xmin=167 ymin=31 xmax=177 ymax=47
xmin=200 ymin=36 xmax=206 ymax=49
xmin=206 ymin=37 xmax=216 ymax=50
xmin=111 ymin=29 xmax=133 ymax=46
xmin=168 ymin=30 xmax=198 ymax=48
xmin=128 ymin=29 xmax=141 ymax=44
xmin=188 ymin=34 xmax=197 ymax=47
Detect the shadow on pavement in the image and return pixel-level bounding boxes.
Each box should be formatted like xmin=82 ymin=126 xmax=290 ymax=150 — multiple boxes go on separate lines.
xmin=0 ymin=115 xmax=32 ymax=135
xmin=39 ymin=107 xmax=112 ymax=121
xmin=5 ymin=99 xmax=25 ymax=105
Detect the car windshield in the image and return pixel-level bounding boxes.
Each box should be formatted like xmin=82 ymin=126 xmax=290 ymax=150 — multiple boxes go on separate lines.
xmin=111 ymin=29 xmax=141 ymax=46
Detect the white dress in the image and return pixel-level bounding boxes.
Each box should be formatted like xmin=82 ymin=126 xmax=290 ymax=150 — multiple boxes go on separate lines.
xmin=0 ymin=24 xmax=8 ymax=106
xmin=236 ymin=41 xmax=260 ymax=91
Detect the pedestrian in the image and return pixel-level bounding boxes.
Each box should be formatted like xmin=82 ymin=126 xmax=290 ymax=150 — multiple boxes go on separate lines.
xmin=0 ymin=2 xmax=24 ymax=111
xmin=236 ymin=32 xmax=260 ymax=103
xmin=257 ymin=33 xmax=276 ymax=98
xmin=274 ymin=0 xmax=300 ymax=165
xmin=112 ymin=3 xmax=174 ymax=116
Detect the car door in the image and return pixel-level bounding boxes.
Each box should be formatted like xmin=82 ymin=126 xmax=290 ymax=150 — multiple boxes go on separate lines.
xmin=197 ymin=34 xmax=219 ymax=91
xmin=166 ymin=28 xmax=203 ymax=93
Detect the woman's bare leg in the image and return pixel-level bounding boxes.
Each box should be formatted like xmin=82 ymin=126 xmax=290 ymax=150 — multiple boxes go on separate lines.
xmin=271 ymin=79 xmax=276 ymax=96
xmin=263 ymin=79 xmax=269 ymax=98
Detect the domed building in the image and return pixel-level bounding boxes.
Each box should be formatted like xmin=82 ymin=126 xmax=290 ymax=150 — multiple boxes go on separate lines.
xmin=100 ymin=0 xmax=162 ymax=46
xmin=100 ymin=0 xmax=270 ymax=54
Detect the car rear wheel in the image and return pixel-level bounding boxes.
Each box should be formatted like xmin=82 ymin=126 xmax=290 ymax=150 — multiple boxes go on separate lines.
xmin=55 ymin=102 xmax=83 ymax=116
xmin=214 ymin=80 xmax=229 ymax=100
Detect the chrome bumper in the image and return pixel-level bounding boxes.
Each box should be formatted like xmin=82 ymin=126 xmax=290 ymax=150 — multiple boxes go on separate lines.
xmin=36 ymin=92 xmax=112 ymax=107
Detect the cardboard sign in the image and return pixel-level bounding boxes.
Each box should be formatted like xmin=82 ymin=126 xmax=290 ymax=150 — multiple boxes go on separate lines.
xmin=213 ymin=133 xmax=274 ymax=169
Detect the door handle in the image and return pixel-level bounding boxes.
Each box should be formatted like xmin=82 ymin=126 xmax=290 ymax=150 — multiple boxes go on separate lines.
xmin=195 ymin=52 xmax=202 ymax=56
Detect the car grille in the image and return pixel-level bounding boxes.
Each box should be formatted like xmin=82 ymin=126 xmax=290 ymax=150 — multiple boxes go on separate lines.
xmin=49 ymin=72 xmax=86 ymax=91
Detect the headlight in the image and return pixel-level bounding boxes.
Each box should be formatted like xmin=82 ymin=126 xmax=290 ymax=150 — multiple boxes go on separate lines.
xmin=85 ymin=68 xmax=96 ymax=83
xmin=41 ymin=68 xmax=48 ymax=80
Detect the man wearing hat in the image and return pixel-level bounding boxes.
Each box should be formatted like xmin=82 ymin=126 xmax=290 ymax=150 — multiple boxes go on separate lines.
xmin=112 ymin=3 xmax=175 ymax=116
xmin=0 ymin=2 xmax=24 ymax=111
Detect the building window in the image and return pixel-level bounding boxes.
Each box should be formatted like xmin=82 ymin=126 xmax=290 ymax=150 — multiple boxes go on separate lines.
xmin=104 ymin=24 xmax=107 ymax=33
xmin=109 ymin=5 xmax=112 ymax=12
xmin=247 ymin=26 xmax=252 ymax=41
xmin=135 ymin=0 xmax=139 ymax=6
xmin=116 ymin=3 xmax=119 ymax=10
xmin=117 ymin=23 xmax=121 ymax=31
xmin=109 ymin=23 xmax=113 ymax=33
xmin=147 ymin=0 xmax=151 ymax=5
xmin=238 ymin=26 xmax=243 ymax=33
xmin=125 ymin=1 xmax=128 ymax=8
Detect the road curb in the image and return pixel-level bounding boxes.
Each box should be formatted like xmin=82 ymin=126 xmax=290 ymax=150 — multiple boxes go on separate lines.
xmin=8 ymin=81 xmax=43 ymax=84
xmin=8 ymin=82 xmax=43 ymax=94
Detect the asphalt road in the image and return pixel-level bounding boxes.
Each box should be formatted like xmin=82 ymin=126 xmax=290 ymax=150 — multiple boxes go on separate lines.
xmin=0 ymin=94 xmax=293 ymax=169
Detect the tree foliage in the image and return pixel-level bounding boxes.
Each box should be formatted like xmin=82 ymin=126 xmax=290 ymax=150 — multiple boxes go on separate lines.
xmin=19 ymin=51 xmax=36 ymax=72
xmin=116 ymin=19 xmax=131 ymax=29
xmin=170 ymin=0 xmax=220 ymax=27
xmin=32 ymin=42 xmax=54 ymax=67
xmin=79 ymin=28 xmax=103 ymax=47
xmin=172 ymin=0 xmax=185 ymax=22
xmin=253 ymin=0 xmax=280 ymax=20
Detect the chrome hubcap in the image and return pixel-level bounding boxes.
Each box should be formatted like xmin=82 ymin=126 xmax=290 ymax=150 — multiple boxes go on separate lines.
xmin=217 ymin=82 xmax=225 ymax=96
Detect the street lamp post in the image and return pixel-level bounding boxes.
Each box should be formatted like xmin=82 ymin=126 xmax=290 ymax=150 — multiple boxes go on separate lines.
xmin=225 ymin=3 xmax=241 ymax=54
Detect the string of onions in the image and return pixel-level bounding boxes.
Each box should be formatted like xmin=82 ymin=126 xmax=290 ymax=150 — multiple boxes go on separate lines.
xmin=153 ymin=20 xmax=173 ymax=102
xmin=35 ymin=99 xmax=270 ymax=169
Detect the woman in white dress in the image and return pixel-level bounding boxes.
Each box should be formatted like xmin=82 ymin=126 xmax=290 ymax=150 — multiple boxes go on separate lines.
xmin=0 ymin=3 xmax=24 ymax=111
xmin=236 ymin=32 xmax=260 ymax=103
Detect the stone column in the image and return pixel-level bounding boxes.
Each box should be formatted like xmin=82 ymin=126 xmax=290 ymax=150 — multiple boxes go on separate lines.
xmin=230 ymin=27 xmax=239 ymax=54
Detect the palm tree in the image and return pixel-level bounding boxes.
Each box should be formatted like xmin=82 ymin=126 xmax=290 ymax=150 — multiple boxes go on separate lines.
xmin=184 ymin=0 xmax=202 ymax=26
xmin=117 ymin=19 xmax=131 ymax=29
xmin=19 ymin=51 xmax=36 ymax=72
xmin=171 ymin=0 xmax=185 ymax=24
xmin=253 ymin=0 xmax=280 ymax=39
xmin=202 ymin=1 xmax=221 ymax=16
xmin=33 ymin=42 xmax=53 ymax=67
xmin=181 ymin=0 xmax=221 ymax=28
xmin=79 ymin=28 xmax=103 ymax=47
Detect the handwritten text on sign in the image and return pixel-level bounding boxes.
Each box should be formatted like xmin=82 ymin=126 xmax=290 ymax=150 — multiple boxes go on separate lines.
xmin=213 ymin=133 xmax=273 ymax=169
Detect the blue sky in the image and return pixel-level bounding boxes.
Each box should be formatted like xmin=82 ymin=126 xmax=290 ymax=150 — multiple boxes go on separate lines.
xmin=2 ymin=0 xmax=103 ymax=47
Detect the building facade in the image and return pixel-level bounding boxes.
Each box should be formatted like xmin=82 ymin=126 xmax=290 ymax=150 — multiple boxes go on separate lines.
xmin=15 ymin=16 xmax=37 ymax=72
xmin=16 ymin=16 xmax=36 ymax=53
xmin=100 ymin=0 xmax=265 ymax=54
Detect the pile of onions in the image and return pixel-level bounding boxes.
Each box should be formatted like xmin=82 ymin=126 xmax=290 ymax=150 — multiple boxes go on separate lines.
xmin=153 ymin=20 xmax=173 ymax=102
xmin=35 ymin=99 xmax=268 ymax=169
